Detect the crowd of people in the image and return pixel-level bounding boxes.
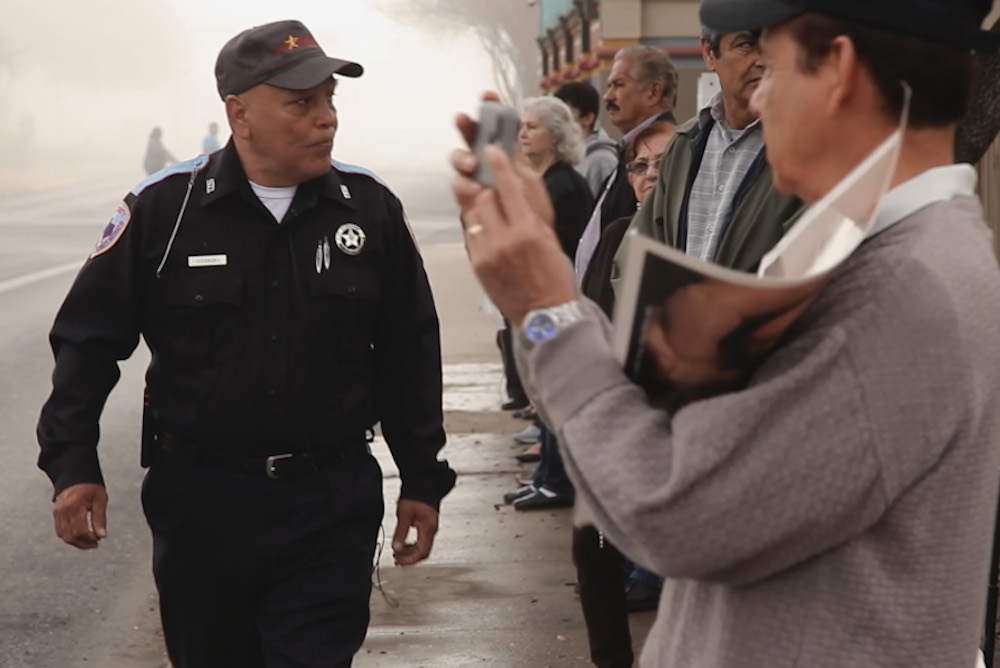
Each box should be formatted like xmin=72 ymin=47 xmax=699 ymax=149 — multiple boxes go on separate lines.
xmin=34 ymin=0 xmax=1000 ymax=666
xmin=459 ymin=0 xmax=1000 ymax=666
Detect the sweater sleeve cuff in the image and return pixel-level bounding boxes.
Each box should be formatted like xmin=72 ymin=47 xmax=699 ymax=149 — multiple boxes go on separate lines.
xmin=517 ymin=307 xmax=629 ymax=433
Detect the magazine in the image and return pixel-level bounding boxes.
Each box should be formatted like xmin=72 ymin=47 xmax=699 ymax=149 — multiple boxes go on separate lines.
xmin=612 ymin=111 xmax=906 ymax=396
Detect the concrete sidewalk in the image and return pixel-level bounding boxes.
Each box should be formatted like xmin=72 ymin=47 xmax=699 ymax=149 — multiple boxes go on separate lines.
xmin=354 ymin=244 xmax=654 ymax=667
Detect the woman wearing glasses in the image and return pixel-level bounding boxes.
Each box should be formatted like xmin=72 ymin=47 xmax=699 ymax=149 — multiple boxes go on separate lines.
xmin=580 ymin=121 xmax=676 ymax=313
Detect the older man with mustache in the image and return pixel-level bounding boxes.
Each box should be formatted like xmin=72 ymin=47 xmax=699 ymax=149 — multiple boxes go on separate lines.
xmin=573 ymin=45 xmax=678 ymax=279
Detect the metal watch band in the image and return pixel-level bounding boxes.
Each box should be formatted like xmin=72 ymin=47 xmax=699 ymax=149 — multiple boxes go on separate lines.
xmin=521 ymin=300 xmax=586 ymax=347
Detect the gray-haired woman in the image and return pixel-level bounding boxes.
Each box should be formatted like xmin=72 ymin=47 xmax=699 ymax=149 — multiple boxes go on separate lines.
xmin=519 ymin=96 xmax=594 ymax=258
xmin=503 ymin=97 xmax=596 ymax=510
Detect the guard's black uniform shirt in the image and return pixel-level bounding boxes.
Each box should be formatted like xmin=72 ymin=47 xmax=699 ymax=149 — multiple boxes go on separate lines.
xmin=38 ymin=143 xmax=456 ymax=508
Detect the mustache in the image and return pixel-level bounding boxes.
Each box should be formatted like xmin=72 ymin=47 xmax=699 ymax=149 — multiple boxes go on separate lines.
xmin=606 ymin=102 xmax=619 ymax=112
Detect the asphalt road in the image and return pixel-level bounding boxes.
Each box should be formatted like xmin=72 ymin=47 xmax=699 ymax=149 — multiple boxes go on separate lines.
xmin=0 ymin=175 xmax=188 ymax=668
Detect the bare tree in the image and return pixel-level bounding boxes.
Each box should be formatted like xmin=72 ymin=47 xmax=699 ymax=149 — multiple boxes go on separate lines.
xmin=372 ymin=0 xmax=540 ymax=106
xmin=956 ymin=17 xmax=1000 ymax=164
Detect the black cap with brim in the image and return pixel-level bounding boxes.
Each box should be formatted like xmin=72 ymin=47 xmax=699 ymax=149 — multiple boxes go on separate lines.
xmin=700 ymin=0 xmax=806 ymax=35
xmin=700 ymin=0 xmax=1000 ymax=53
xmin=215 ymin=19 xmax=364 ymax=99
xmin=265 ymin=54 xmax=363 ymax=90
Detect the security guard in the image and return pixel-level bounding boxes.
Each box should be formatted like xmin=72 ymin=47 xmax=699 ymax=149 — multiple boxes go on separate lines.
xmin=36 ymin=20 xmax=456 ymax=668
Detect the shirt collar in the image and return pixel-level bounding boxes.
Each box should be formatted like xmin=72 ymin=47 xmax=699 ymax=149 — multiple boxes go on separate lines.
xmin=620 ymin=111 xmax=669 ymax=148
xmin=869 ymin=164 xmax=978 ymax=237
xmin=699 ymin=91 xmax=761 ymax=137
xmin=200 ymin=140 xmax=355 ymax=211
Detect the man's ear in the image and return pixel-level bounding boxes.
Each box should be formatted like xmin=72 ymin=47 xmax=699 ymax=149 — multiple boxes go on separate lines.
xmin=822 ymin=35 xmax=861 ymax=117
xmin=644 ymin=79 xmax=665 ymax=107
xmin=701 ymin=36 xmax=717 ymax=71
xmin=226 ymin=94 xmax=251 ymax=140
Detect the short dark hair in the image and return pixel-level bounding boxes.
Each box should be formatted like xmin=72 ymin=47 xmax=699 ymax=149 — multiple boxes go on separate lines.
xmin=701 ymin=26 xmax=723 ymax=56
xmin=554 ymin=81 xmax=601 ymax=130
xmin=786 ymin=12 xmax=975 ymax=127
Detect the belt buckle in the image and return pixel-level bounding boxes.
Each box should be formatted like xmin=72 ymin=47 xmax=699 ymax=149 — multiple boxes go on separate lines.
xmin=265 ymin=453 xmax=294 ymax=479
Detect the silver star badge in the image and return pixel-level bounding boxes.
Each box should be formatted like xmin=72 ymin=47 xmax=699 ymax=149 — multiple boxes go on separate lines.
xmin=335 ymin=223 xmax=366 ymax=256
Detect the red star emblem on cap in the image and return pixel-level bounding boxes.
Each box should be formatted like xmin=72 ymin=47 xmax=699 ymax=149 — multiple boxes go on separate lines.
xmin=284 ymin=35 xmax=300 ymax=49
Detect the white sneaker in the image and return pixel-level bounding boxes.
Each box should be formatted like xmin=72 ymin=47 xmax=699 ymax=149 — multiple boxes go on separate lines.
xmin=514 ymin=424 xmax=541 ymax=444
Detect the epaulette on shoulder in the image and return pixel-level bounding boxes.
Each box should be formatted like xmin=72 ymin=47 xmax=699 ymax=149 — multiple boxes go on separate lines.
xmin=330 ymin=158 xmax=394 ymax=194
xmin=331 ymin=158 xmax=416 ymax=243
xmin=131 ymin=154 xmax=210 ymax=196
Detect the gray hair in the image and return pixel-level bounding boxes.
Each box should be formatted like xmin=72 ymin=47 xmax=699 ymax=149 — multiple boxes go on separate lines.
xmin=614 ymin=45 xmax=679 ymax=110
xmin=521 ymin=96 xmax=586 ymax=166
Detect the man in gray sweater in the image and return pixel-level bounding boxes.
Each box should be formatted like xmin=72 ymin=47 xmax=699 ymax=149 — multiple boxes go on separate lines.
xmin=450 ymin=0 xmax=1000 ymax=666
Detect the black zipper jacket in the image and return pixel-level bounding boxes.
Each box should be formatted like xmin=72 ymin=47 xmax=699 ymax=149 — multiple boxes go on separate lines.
xmin=37 ymin=142 xmax=456 ymax=508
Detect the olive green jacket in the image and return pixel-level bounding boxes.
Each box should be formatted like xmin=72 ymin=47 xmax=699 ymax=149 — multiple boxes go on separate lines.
xmin=612 ymin=116 xmax=803 ymax=291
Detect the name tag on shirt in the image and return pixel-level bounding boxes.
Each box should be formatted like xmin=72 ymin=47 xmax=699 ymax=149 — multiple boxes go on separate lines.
xmin=187 ymin=254 xmax=228 ymax=268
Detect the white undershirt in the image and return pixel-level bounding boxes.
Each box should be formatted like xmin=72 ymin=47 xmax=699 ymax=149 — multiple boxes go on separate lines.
xmin=249 ymin=180 xmax=297 ymax=223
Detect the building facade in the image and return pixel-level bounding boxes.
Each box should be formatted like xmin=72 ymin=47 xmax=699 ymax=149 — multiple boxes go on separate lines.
xmin=536 ymin=0 xmax=707 ymax=132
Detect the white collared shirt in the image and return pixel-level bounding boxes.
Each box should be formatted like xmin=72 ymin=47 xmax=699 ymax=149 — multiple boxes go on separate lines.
xmin=869 ymin=164 xmax=978 ymax=237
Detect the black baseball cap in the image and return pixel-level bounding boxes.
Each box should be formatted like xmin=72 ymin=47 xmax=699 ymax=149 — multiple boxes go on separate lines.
xmin=700 ymin=0 xmax=1000 ymax=53
xmin=215 ymin=20 xmax=363 ymax=99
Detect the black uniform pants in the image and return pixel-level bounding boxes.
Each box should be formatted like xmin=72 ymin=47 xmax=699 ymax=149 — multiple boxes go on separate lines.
xmin=141 ymin=446 xmax=384 ymax=668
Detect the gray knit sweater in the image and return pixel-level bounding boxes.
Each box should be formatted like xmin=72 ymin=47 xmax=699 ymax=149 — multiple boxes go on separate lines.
xmin=518 ymin=195 xmax=1000 ymax=667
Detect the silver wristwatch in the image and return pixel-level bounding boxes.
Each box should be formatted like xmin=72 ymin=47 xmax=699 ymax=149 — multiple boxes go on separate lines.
xmin=521 ymin=300 xmax=586 ymax=348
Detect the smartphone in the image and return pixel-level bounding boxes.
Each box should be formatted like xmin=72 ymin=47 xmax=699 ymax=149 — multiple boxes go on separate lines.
xmin=473 ymin=101 xmax=520 ymax=188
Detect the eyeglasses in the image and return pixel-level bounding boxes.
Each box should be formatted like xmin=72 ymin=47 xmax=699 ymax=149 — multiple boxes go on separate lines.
xmin=625 ymin=155 xmax=663 ymax=176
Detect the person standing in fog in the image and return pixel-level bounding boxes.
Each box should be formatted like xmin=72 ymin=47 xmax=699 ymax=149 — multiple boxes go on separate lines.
xmin=38 ymin=19 xmax=455 ymax=668
xmin=201 ymin=121 xmax=221 ymax=154
xmin=142 ymin=126 xmax=175 ymax=175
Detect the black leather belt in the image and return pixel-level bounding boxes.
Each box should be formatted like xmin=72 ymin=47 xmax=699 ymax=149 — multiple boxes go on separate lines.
xmin=157 ymin=432 xmax=361 ymax=480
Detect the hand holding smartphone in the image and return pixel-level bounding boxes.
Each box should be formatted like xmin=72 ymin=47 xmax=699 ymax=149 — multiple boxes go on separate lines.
xmin=473 ymin=101 xmax=519 ymax=188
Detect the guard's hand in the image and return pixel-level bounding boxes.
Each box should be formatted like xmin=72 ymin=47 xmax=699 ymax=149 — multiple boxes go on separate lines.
xmin=53 ymin=483 xmax=108 ymax=550
xmin=391 ymin=499 xmax=439 ymax=566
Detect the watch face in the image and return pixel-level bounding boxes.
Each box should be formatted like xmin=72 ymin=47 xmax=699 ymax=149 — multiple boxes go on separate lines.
xmin=525 ymin=313 xmax=558 ymax=344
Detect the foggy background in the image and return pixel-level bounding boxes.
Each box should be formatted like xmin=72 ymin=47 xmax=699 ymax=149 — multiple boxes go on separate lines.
xmin=0 ymin=0 xmax=532 ymax=218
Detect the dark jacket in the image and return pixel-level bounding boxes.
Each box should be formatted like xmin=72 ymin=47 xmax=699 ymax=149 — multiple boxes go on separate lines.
xmin=544 ymin=160 xmax=595 ymax=259
xmin=37 ymin=141 xmax=456 ymax=508
xmin=581 ymin=216 xmax=632 ymax=316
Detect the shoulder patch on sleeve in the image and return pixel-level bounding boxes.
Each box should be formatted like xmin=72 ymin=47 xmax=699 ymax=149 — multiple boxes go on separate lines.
xmin=91 ymin=200 xmax=132 ymax=258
